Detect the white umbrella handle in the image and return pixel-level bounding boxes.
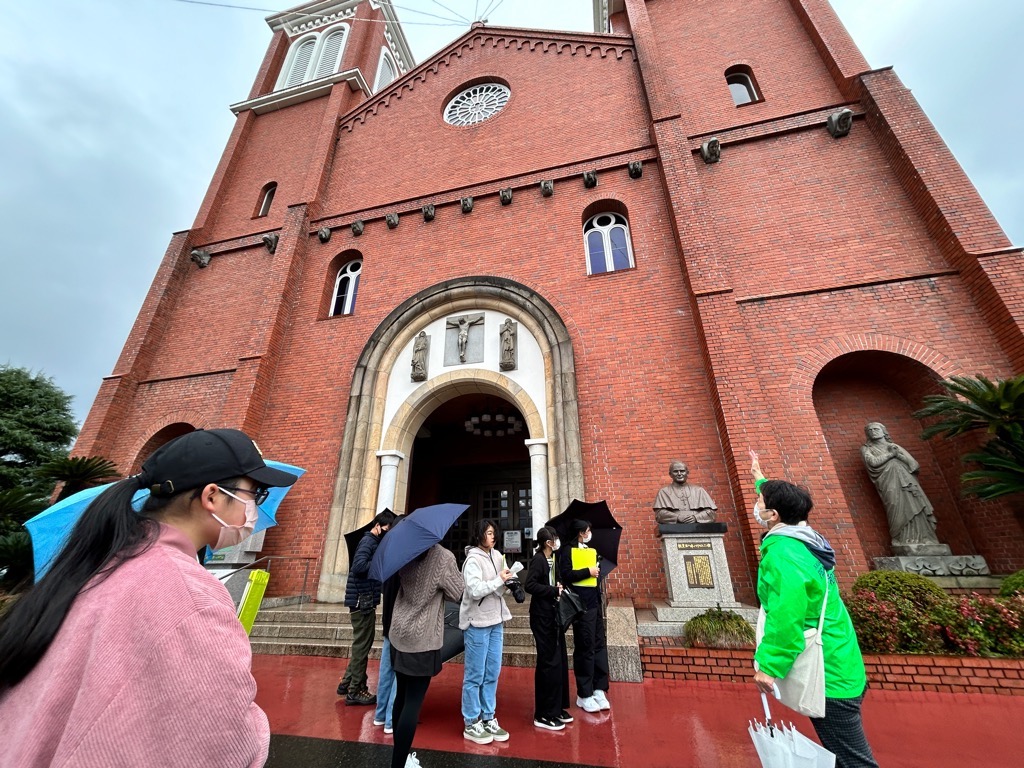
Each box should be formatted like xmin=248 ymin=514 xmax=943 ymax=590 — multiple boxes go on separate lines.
xmin=761 ymin=692 xmax=773 ymax=723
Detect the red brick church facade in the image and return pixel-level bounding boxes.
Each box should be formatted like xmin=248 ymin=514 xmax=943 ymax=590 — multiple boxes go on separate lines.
xmin=76 ymin=0 xmax=1024 ymax=606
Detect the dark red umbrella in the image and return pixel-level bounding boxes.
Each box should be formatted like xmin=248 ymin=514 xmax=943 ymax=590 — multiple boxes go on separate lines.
xmin=547 ymin=499 xmax=622 ymax=578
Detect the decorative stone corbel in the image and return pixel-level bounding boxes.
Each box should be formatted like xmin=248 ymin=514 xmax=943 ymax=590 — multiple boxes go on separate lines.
xmin=422 ymin=204 xmax=435 ymax=222
xmin=628 ymin=160 xmax=643 ymax=179
xmin=700 ymin=138 xmax=721 ymax=164
xmin=499 ymin=188 xmax=513 ymax=206
xmin=582 ymin=170 xmax=598 ymax=188
xmin=826 ymin=108 xmax=854 ymax=139
xmin=461 ymin=197 xmax=474 ymax=214
xmin=318 ymin=227 xmax=331 ymax=243
xmin=386 ymin=213 xmax=399 ymax=229
xmin=262 ymin=233 xmax=279 ymax=254
xmin=540 ymin=180 xmax=554 ymax=197
xmin=189 ymin=248 xmax=211 ymax=268
xmin=351 ymin=220 xmax=365 ymax=236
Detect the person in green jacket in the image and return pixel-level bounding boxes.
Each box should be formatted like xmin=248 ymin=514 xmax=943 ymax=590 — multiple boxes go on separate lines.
xmin=750 ymin=451 xmax=878 ymax=768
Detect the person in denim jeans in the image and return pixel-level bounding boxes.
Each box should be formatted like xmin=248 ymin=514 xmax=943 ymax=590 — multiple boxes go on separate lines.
xmin=374 ymin=516 xmax=405 ymax=734
xmin=458 ymin=519 xmax=513 ymax=744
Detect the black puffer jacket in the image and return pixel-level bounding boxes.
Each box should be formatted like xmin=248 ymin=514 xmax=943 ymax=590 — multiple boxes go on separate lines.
xmin=344 ymin=531 xmax=383 ymax=611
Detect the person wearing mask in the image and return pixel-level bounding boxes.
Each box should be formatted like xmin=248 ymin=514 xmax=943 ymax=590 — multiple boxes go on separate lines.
xmin=558 ymin=518 xmax=610 ymax=714
xmin=524 ymin=526 xmax=573 ymax=731
xmin=388 ymin=543 xmax=464 ymax=768
xmin=750 ymin=451 xmax=878 ymax=768
xmin=339 ymin=509 xmax=397 ymax=705
xmin=459 ymin=519 xmax=514 ymax=744
xmin=0 ymin=428 xmax=299 ymax=768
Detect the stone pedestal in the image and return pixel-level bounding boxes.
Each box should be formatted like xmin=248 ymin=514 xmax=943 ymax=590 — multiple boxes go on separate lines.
xmin=653 ymin=523 xmax=741 ymax=622
xmin=873 ymin=553 xmax=990 ymax=576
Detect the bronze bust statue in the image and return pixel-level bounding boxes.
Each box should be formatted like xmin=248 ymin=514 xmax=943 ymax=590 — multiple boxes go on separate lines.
xmin=653 ymin=461 xmax=718 ymax=524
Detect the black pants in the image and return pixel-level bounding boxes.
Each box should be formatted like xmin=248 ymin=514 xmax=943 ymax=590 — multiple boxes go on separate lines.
xmin=530 ymin=612 xmax=569 ymax=719
xmin=340 ymin=610 xmax=375 ymax=692
xmin=390 ymin=672 xmax=431 ymax=768
xmin=810 ymin=694 xmax=878 ymax=768
xmin=571 ymin=605 xmax=608 ymax=698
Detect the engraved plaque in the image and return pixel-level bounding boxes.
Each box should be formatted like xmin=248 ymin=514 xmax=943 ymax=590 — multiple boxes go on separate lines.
xmin=683 ymin=554 xmax=714 ymax=589
xmin=677 ymin=540 xmax=712 ymax=551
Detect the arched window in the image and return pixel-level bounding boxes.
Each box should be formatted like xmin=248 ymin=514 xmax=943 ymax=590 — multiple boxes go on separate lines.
xmin=314 ymin=27 xmax=348 ymax=79
xmin=583 ymin=212 xmax=634 ymax=275
xmin=331 ymin=259 xmax=362 ymax=316
xmin=255 ymin=182 xmax=277 ymax=218
xmin=725 ymin=65 xmax=760 ymax=106
xmin=373 ymin=47 xmax=398 ymax=92
xmin=277 ymin=24 xmax=350 ymax=90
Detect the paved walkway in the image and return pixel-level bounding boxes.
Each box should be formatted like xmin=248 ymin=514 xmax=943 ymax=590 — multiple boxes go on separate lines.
xmin=254 ymin=655 xmax=1024 ymax=767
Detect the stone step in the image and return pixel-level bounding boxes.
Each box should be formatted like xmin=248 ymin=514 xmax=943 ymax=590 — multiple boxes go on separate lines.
xmin=254 ymin=606 xmax=534 ymax=629
xmin=251 ymin=623 xmax=545 ymax=647
xmin=250 ymin=638 xmax=539 ymax=668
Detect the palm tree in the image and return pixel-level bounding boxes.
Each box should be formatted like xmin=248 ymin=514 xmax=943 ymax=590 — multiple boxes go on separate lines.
xmin=36 ymin=456 xmax=120 ymax=502
xmin=914 ymin=374 xmax=1024 ymax=500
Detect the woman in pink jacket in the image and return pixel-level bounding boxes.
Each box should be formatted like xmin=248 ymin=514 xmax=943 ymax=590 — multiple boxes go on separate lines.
xmin=0 ymin=428 xmax=298 ymax=768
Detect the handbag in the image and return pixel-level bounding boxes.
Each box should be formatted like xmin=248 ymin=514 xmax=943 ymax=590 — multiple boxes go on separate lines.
xmin=440 ymin=600 xmax=465 ymax=662
xmin=755 ymin=571 xmax=829 ymax=719
xmin=557 ymin=588 xmax=586 ymax=632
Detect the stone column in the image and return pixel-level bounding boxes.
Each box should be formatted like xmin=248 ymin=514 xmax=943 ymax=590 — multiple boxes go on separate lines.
xmin=375 ymin=450 xmax=406 ymax=513
xmin=524 ymin=439 xmax=549 ymax=534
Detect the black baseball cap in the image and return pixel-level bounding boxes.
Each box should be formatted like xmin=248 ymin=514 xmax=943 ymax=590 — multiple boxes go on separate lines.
xmin=140 ymin=428 xmax=298 ymax=497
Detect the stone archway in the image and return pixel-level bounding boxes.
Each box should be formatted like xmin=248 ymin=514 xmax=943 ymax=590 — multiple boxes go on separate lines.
xmin=317 ymin=276 xmax=583 ymax=601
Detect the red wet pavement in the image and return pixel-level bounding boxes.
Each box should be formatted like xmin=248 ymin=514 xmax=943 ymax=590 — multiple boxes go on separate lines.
xmin=254 ymin=655 xmax=1024 ymax=767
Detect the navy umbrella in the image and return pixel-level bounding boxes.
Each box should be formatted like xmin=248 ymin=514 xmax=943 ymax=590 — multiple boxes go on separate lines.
xmin=368 ymin=502 xmax=469 ymax=583
xmin=547 ymin=498 xmax=622 ymax=579
xmin=344 ymin=510 xmax=390 ymax=568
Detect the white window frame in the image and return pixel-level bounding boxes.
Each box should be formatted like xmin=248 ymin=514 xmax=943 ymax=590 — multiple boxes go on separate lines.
xmin=256 ymin=183 xmax=277 ymax=218
xmin=331 ymin=259 xmax=362 ymax=316
xmin=726 ymin=70 xmax=759 ymax=106
xmin=583 ymin=213 xmax=635 ymax=275
xmin=373 ymin=46 xmax=398 ymax=92
xmin=276 ymin=23 xmax=351 ymax=91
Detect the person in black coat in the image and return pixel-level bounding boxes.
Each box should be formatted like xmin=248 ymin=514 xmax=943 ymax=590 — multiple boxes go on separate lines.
xmin=558 ymin=518 xmax=610 ymax=713
xmin=339 ymin=509 xmax=396 ymax=704
xmin=524 ymin=526 xmax=572 ymax=730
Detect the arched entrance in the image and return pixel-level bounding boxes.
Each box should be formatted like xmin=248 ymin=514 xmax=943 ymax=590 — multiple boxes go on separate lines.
xmin=408 ymin=392 xmax=533 ymax=567
xmin=317 ymin=277 xmax=584 ymax=601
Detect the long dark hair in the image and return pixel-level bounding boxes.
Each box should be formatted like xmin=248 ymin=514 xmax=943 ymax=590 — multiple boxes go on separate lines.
xmin=0 ymin=476 xmax=180 ymax=690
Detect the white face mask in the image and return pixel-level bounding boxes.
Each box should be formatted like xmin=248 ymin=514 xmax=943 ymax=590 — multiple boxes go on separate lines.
xmin=581 ymin=531 xmax=592 ymax=544
xmin=212 ymin=488 xmax=259 ymax=550
xmin=753 ymin=502 xmax=772 ymax=528
xmin=552 ymin=538 xmax=561 ymax=551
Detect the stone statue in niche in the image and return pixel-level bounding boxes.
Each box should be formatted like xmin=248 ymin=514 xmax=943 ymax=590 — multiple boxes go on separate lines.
xmin=861 ymin=422 xmax=941 ymax=551
xmin=446 ymin=314 xmax=484 ymax=363
xmin=410 ymin=331 xmax=429 ymax=382
xmin=499 ymin=318 xmax=517 ymax=371
xmin=653 ymin=461 xmax=718 ymax=524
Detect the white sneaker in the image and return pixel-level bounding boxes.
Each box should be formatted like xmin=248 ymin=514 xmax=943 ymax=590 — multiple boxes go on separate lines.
xmin=592 ymin=690 xmax=611 ymax=710
xmin=463 ymin=720 xmax=494 ymax=744
xmin=576 ymin=695 xmax=601 ymax=713
xmin=384 ymin=724 xmax=393 ymax=734
xmin=404 ymin=751 xmax=420 ymax=767
xmin=373 ymin=719 xmax=385 ymax=726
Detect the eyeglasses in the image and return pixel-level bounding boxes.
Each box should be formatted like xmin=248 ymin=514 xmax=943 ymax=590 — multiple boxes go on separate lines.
xmin=218 ymin=485 xmax=270 ymax=506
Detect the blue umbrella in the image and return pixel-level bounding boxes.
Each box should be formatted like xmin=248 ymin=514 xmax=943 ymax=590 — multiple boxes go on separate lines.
xmin=25 ymin=459 xmax=305 ymax=581
xmin=368 ymin=502 xmax=469 ymax=583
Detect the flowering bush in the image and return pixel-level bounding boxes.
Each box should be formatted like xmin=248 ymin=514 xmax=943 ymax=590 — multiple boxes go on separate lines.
xmin=1000 ymin=569 xmax=1024 ymax=597
xmin=931 ymin=594 xmax=1024 ymax=657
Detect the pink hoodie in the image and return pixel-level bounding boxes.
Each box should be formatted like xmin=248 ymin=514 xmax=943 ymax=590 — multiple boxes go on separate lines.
xmin=0 ymin=524 xmax=270 ymax=767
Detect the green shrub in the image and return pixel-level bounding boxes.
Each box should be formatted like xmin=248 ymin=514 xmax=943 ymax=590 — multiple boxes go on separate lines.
xmin=845 ymin=589 xmax=902 ymax=654
xmin=684 ymin=607 xmax=755 ymax=649
xmin=1000 ymin=570 xmax=1024 ymax=597
xmin=0 ymin=531 xmax=34 ymax=591
xmin=852 ymin=570 xmax=947 ymax=608
xmin=931 ymin=594 xmax=1024 ymax=657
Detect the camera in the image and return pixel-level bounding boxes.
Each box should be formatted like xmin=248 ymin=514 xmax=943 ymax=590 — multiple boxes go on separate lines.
xmin=505 ymin=578 xmax=527 ymax=604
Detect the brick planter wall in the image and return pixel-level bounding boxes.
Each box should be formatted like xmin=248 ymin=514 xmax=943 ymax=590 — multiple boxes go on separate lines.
xmin=639 ymin=638 xmax=1024 ymax=695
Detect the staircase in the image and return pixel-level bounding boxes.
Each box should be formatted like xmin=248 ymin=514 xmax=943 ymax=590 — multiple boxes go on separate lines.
xmin=250 ymin=600 xmax=544 ymax=667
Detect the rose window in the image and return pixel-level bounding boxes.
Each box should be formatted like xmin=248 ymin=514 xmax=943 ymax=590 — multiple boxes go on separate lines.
xmin=443 ymin=83 xmax=511 ymax=126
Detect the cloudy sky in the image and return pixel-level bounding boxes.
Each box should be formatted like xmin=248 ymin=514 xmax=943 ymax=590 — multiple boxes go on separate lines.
xmin=1 ymin=0 xmax=1021 ymax=429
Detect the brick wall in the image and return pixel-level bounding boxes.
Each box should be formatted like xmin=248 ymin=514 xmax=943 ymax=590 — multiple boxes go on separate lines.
xmin=639 ymin=638 xmax=1024 ymax=695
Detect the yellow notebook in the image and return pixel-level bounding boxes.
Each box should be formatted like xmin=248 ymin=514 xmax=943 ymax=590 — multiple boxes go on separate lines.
xmin=570 ymin=547 xmax=598 ymax=587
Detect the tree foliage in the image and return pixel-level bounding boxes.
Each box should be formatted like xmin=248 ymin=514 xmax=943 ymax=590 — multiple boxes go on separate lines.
xmin=914 ymin=374 xmax=1024 ymax=500
xmin=37 ymin=456 xmax=120 ymax=501
xmin=0 ymin=365 xmax=78 ymax=496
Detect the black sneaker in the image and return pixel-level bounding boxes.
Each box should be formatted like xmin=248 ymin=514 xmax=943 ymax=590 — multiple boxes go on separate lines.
xmin=557 ymin=710 xmax=574 ymax=723
xmin=533 ymin=716 xmax=565 ymax=731
xmin=336 ymin=681 xmax=349 ymax=696
xmin=346 ymin=688 xmax=377 ymax=706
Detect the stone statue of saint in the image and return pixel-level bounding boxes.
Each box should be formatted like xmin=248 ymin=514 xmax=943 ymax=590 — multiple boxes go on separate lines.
xmin=653 ymin=461 xmax=718 ymax=524
xmin=411 ymin=331 xmax=428 ymax=381
xmin=499 ymin=318 xmax=516 ymax=370
xmin=861 ymin=422 xmax=940 ymax=548
xmin=446 ymin=315 xmax=483 ymax=363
